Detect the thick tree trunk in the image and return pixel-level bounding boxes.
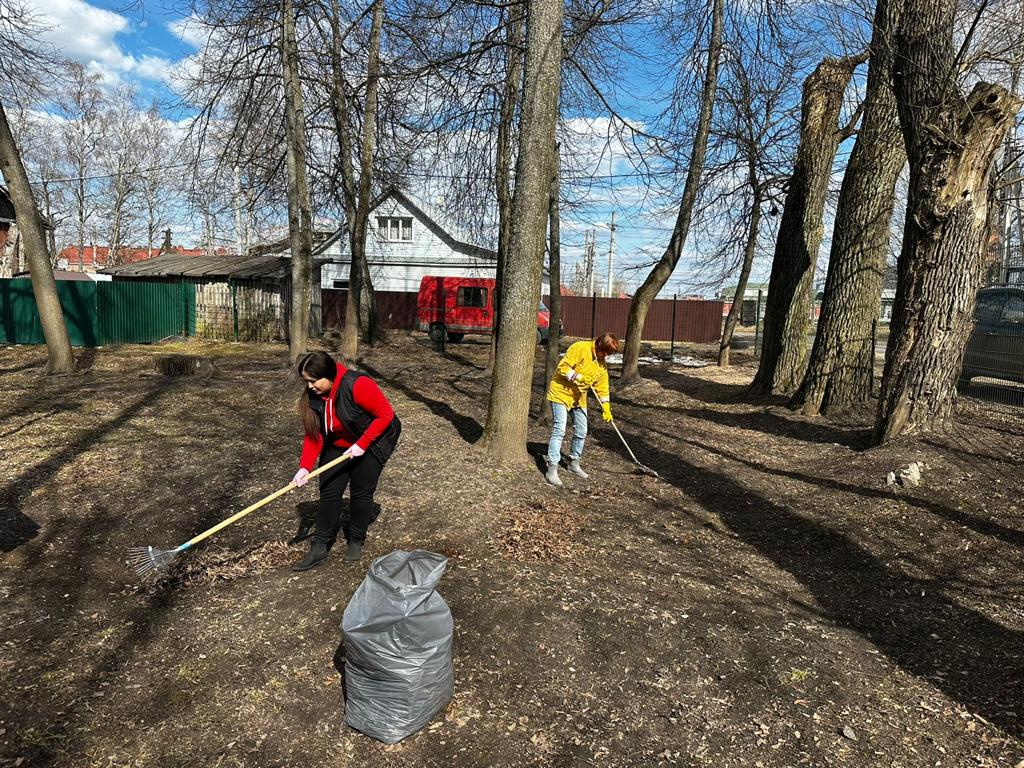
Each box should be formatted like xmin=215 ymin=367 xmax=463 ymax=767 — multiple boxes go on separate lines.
xmin=620 ymin=0 xmax=723 ymax=385
xmin=487 ymin=7 xmax=525 ymax=374
xmin=796 ymin=0 xmax=906 ymax=416
xmin=477 ymin=0 xmax=563 ymax=462
xmin=541 ymin=143 xmax=562 ymax=426
xmin=0 ymin=100 xmax=74 ymax=374
xmin=281 ymin=0 xmax=314 ymax=362
xmin=751 ymin=54 xmax=864 ymax=396
xmin=874 ymin=0 xmax=1022 ymax=443
xmin=719 ymin=189 xmax=762 ymax=367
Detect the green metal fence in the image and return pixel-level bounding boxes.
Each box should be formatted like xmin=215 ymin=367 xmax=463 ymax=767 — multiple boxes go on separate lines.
xmin=0 ymin=279 xmax=195 ymax=347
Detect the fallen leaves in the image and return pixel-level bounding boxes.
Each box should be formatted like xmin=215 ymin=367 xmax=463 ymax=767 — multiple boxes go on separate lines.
xmin=493 ymin=499 xmax=584 ymax=562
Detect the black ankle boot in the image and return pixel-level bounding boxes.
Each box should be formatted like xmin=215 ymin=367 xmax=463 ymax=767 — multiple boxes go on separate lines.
xmin=344 ymin=539 xmax=364 ymax=563
xmin=292 ymin=541 xmax=329 ymax=571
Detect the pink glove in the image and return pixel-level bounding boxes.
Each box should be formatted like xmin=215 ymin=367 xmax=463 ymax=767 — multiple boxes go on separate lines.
xmin=292 ymin=468 xmax=310 ymax=487
xmin=344 ymin=444 xmax=366 ymax=459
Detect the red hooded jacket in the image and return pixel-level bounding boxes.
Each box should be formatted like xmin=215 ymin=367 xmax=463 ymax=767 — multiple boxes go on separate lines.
xmin=299 ymin=366 xmax=395 ymax=471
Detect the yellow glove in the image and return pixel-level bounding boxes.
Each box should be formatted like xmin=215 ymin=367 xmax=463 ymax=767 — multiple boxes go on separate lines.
xmin=601 ymin=402 xmax=613 ymax=422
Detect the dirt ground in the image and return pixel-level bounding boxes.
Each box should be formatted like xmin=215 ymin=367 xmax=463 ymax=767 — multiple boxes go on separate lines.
xmin=1 ymin=334 xmax=1022 ymax=768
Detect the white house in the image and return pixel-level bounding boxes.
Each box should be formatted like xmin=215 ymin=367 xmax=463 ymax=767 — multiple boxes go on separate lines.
xmin=316 ymin=188 xmax=498 ymax=292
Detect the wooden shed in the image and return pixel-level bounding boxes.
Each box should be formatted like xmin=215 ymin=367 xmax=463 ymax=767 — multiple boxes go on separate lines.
xmin=102 ymin=251 xmax=326 ymax=341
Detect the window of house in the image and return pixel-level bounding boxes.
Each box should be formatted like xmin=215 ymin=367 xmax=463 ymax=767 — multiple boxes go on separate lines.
xmin=377 ymin=216 xmax=413 ymax=242
xmin=332 ymin=279 xmax=349 ymax=290
xmin=456 ymin=286 xmax=487 ymax=308
xmin=1000 ymin=294 xmax=1024 ymax=324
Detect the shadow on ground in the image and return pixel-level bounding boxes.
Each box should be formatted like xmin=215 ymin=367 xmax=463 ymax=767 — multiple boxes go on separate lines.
xmin=591 ymin=421 xmax=1024 ymax=737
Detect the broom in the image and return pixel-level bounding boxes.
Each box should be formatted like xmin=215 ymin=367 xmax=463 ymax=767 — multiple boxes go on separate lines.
xmin=127 ymin=452 xmax=352 ymax=578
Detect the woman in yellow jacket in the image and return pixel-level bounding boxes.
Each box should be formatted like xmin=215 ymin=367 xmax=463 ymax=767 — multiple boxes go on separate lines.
xmin=544 ymin=332 xmax=621 ymax=486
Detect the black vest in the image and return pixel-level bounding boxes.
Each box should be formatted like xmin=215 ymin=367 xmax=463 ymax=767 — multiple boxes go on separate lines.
xmin=309 ymin=370 xmax=401 ymax=465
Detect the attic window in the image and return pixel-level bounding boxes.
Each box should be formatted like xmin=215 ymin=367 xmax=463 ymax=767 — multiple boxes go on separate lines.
xmin=377 ymin=216 xmax=413 ymax=242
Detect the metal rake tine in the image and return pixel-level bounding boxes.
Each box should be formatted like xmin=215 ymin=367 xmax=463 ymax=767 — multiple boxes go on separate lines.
xmin=127 ymin=545 xmax=178 ymax=578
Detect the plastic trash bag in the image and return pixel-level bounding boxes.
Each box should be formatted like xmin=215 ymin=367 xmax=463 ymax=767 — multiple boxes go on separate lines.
xmin=341 ymin=549 xmax=454 ymax=743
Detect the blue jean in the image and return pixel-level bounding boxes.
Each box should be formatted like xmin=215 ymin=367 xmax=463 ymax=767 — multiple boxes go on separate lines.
xmin=546 ymin=401 xmax=588 ymax=465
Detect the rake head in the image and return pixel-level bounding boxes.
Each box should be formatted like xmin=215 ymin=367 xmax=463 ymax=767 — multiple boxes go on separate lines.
xmin=127 ymin=545 xmax=179 ymax=578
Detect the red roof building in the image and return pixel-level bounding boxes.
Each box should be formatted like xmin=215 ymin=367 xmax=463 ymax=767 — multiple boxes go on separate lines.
xmin=57 ymin=244 xmax=232 ymax=271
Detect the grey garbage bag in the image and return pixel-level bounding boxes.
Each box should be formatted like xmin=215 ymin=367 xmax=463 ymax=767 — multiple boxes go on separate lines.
xmin=341 ymin=549 xmax=454 ymax=743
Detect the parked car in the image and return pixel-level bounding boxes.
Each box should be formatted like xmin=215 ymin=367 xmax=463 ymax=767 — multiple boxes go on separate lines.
xmin=959 ymin=285 xmax=1024 ymax=387
xmin=416 ymin=275 xmax=555 ymax=343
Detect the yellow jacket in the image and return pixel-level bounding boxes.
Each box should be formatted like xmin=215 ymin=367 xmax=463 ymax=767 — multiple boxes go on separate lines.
xmin=546 ymin=340 xmax=610 ymax=409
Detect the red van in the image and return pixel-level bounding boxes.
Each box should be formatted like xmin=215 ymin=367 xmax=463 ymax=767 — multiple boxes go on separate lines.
xmin=416 ymin=275 xmax=553 ymax=343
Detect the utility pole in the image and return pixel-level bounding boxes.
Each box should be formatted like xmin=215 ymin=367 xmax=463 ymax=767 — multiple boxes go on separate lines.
xmin=234 ymin=165 xmax=245 ymax=257
xmin=606 ymin=211 xmax=616 ymax=297
xmin=584 ymin=229 xmax=595 ymax=295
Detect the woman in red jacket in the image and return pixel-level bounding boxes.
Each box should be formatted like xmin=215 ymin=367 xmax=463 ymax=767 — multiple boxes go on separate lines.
xmin=291 ymin=351 xmax=401 ymax=571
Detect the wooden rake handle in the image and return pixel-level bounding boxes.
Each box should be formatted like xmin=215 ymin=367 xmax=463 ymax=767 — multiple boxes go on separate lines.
xmin=179 ymin=452 xmax=353 ymax=551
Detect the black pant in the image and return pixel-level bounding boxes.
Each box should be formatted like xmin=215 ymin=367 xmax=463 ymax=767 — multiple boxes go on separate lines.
xmin=316 ymin=443 xmax=384 ymax=546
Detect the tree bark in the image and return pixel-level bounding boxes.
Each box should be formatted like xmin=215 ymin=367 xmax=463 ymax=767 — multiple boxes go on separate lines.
xmin=477 ymin=0 xmax=564 ymax=462
xmin=795 ymin=0 xmax=906 ymax=415
xmin=541 ymin=143 xmax=562 ymax=426
xmin=355 ymin=0 xmax=384 ymax=348
xmin=0 ymin=100 xmax=74 ymax=374
xmin=751 ymin=53 xmax=865 ymax=396
xmin=281 ymin=0 xmax=315 ymax=362
xmin=719 ymin=187 xmax=763 ymax=367
xmin=620 ymin=0 xmax=724 ymax=386
xmin=331 ymin=0 xmax=383 ymax=358
xmin=874 ymin=0 xmax=1022 ymax=443
xmin=487 ymin=6 xmax=526 ymax=374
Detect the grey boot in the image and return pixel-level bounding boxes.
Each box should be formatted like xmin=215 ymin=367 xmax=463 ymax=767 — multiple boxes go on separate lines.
xmin=567 ymin=459 xmax=589 ymax=479
xmin=344 ymin=539 xmax=364 ymax=563
xmin=545 ymin=462 xmax=563 ymax=487
xmin=292 ymin=540 xmax=329 ymax=571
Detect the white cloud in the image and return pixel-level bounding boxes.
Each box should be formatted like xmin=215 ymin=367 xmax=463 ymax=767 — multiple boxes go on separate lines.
xmin=167 ymin=15 xmax=209 ymax=49
xmin=24 ymin=0 xmax=174 ymax=86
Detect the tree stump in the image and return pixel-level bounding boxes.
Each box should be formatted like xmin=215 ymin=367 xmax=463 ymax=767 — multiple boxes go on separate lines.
xmin=154 ymin=354 xmax=216 ymax=378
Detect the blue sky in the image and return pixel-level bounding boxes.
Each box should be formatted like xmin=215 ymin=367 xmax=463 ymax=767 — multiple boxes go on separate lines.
xmin=22 ymin=0 xmax=803 ymax=295
xmin=25 ymin=0 xmax=197 ymax=107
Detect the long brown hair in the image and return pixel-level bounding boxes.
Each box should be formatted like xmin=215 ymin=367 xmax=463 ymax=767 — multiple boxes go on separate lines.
xmin=295 ymin=351 xmax=338 ymax=438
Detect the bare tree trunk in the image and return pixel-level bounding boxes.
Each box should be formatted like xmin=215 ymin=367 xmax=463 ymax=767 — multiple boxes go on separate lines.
xmin=541 ymin=143 xmax=562 ymax=426
xmin=796 ymin=0 xmax=906 ymax=415
xmin=719 ymin=188 xmax=762 ymax=366
xmin=356 ymin=0 xmax=384 ymax=348
xmin=329 ymin=0 xmax=360 ymax=359
xmin=750 ymin=53 xmax=864 ymax=396
xmin=874 ymin=0 xmax=1022 ymax=443
xmin=620 ymin=0 xmax=724 ymax=386
xmin=478 ymin=0 xmax=564 ymax=462
xmin=282 ymin=0 xmax=314 ymax=361
xmin=0 ymin=100 xmax=74 ymax=374
xmin=487 ymin=6 xmax=526 ymax=374
xmin=331 ymin=0 xmax=383 ymax=358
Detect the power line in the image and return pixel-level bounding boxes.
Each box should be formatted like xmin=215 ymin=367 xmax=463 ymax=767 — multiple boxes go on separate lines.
xmin=29 ymin=157 xmax=217 ymax=185
xmin=29 ymin=160 xmax=679 ymax=185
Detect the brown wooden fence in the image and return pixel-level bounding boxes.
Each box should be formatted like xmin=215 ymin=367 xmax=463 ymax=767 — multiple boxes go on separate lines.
xmin=556 ymin=295 xmax=724 ymax=343
xmin=322 ymin=289 xmax=418 ymax=330
xmin=323 ymin=288 xmax=724 ymax=344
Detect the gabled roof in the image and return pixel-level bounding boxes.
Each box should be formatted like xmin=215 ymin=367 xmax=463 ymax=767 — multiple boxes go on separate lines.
xmin=100 ymin=250 xmax=330 ymax=280
xmin=0 ymin=186 xmax=16 ymax=224
xmin=314 ymin=187 xmax=497 ymax=261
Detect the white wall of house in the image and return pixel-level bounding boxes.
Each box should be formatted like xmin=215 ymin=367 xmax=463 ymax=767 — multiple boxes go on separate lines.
xmin=317 ymin=194 xmax=497 ymax=292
